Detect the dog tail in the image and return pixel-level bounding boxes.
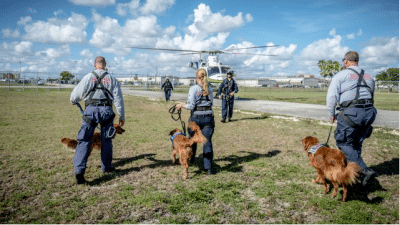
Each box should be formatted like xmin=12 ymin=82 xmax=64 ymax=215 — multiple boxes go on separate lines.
xmin=337 ymin=162 xmax=361 ymax=186
xmin=188 ymin=122 xmax=207 ymax=145
xmin=61 ymin=138 xmax=78 ymax=149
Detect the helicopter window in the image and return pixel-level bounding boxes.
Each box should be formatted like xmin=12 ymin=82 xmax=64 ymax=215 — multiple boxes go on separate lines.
xmin=207 ymin=67 xmax=220 ymax=76
xmin=221 ymin=66 xmax=231 ymax=74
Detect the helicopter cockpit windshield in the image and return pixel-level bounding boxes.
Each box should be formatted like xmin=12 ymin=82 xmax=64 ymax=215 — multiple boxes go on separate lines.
xmin=220 ymin=66 xmax=231 ymax=75
xmin=207 ymin=67 xmax=220 ymax=77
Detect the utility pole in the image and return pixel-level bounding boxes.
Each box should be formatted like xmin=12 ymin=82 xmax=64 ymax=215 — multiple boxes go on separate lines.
xmin=19 ymin=61 xmax=23 ymax=91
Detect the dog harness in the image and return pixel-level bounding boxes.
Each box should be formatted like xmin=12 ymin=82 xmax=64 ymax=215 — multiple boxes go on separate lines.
xmin=170 ymin=132 xmax=186 ymax=148
xmin=82 ymin=71 xmax=115 ymax=128
xmin=308 ymin=144 xmax=324 ymax=154
xmin=337 ymin=68 xmax=374 ymax=128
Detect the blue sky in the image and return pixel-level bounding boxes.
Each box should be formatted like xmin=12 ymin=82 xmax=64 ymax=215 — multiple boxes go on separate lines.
xmin=0 ymin=0 xmax=398 ymax=79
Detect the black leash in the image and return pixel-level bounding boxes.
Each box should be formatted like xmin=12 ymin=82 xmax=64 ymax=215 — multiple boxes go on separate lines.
xmin=169 ymin=104 xmax=186 ymax=135
xmin=322 ymin=123 xmax=333 ymax=147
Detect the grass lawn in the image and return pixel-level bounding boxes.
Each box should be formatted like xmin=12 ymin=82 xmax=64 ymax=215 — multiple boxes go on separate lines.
xmin=0 ymin=88 xmax=398 ymax=223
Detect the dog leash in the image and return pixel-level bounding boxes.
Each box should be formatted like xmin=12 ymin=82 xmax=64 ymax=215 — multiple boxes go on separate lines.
xmin=322 ymin=123 xmax=333 ymax=147
xmin=76 ymin=102 xmax=101 ymax=131
xmin=169 ymin=104 xmax=186 ymax=135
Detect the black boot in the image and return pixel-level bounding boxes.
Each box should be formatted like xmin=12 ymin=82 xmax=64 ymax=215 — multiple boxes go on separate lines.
xmin=75 ymin=173 xmax=86 ymax=184
xmin=362 ymin=168 xmax=378 ymax=186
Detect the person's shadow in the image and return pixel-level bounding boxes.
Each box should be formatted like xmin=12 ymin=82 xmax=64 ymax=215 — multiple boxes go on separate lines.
xmin=87 ymin=153 xmax=172 ymax=185
xmin=190 ymin=150 xmax=281 ymax=176
xmin=344 ymin=158 xmax=398 ymax=203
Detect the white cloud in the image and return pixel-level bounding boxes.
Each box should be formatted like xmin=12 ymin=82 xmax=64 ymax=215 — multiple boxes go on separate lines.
xmin=53 ymin=10 xmax=63 ymax=16
xmin=80 ymin=49 xmax=94 ymax=59
xmin=346 ymin=33 xmax=355 ymax=39
xmin=245 ymin=13 xmax=253 ymax=22
xmin=192 ymin=4 xmax=246 ymax=33
xmin=360 ymin=37 xmax=399 ymax=67
xmin=298 ymin=34 xmax=349 ymax=66
xmin=22 ymin=13 xmax=88 ymax=43
xmin=35 ymin=45 xmax=71 ymax=58
xmin=140 ymin=0 xmax=175 ymax=15
xmin=329 ymin=28 xmax=336 ymax=36
xmin=1 ymin=41 xmax=33 ymax=55
xmin=116 ymin=0 xmax=140 ymax=16
xmin=357 ymin=29 xmax=362 ymax=36
xmin=89 ymin=11 xmax=165 ymax=55
xmin=1 ymin=28 xmax=20 ymax=38
xmin=17 ymin=16 xmax=32 ymax=26
xmin=69 ymin=0 xmax=115 ymax=6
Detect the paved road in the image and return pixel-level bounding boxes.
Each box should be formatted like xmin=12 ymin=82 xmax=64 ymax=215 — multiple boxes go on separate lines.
xmin=122 ymin=89 xmax=399 ymax=130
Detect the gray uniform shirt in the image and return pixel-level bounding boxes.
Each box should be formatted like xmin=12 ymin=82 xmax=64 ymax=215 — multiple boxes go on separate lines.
xmin=70 ymin=69 xmax=125 ymax=121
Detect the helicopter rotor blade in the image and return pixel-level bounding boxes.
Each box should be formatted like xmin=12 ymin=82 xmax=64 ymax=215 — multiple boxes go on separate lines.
xmin=127 ymin=46 xmax=201 ymax=53
xmin=222 ymin=52 xmax=277 ymax=56
xmin=223 ymin=45 xmax=279 ymax=51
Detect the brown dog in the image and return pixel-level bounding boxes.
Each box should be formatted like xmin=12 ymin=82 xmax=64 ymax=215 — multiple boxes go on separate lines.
xmin=61 ymin=124 xmax=125 ymax=156
xmin=302 ymin=136 xmax=361 ymax=202
xmin=169 ymin=122 xmax=206 ymax=179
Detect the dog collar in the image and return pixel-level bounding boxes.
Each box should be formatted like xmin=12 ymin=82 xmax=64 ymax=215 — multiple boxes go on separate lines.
xmin=308 ymin=144 xmax=324 ymax=154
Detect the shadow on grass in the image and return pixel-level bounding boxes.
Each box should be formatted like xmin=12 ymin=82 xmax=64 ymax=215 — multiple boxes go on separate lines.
xmin=193 ymin=150 xmax=281 ymax=174
xmin=370 ymin=158 xmax=399 ymax=176
xmin=346 ymin=158 xmax=399 ymax=203
xmin=228 ymin=114 xmax=270 ymax=122
xmin=87 ymin=153 xmax=174 ymax=185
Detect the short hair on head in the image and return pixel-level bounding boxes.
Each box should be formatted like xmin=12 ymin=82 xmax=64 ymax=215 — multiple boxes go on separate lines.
xmin=95 ymin=56 xmax=106 ymax=65
xmin=344 ymin=51 xmax=359 ymax=62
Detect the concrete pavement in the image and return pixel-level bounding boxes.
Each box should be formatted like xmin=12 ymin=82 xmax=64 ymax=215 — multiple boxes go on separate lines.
xmin=122 ymin=89 xmax=399 ymax=130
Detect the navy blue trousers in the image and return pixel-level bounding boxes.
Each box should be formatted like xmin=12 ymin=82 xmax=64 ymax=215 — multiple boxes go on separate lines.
xmin=221 ymin=98 xmax=234 ymax=119
xmin=164 ymin=89 xmax=172 ymax=101
xmin=335 ymin=105 xmax=377 ymax=172
xmin=188 ymin=114 xmax=215 ymax=170
xmin=74 ymin=105 xmax=115 ymax=174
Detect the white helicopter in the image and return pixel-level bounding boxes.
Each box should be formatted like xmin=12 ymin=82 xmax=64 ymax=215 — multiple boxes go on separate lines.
xmin=128 ymin=46 xmax=278 ymax=83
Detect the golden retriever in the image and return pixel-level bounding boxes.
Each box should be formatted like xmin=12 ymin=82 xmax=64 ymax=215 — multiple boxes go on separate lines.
xmin=302 ymin=136 xmax=361 ymax=202
xmin=169 ymin=122 xmax=206 ymax=179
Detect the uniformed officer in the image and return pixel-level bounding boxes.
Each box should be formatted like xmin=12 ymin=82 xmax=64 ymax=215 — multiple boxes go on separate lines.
xmin=70 ymin=56 xmax=125 ymax=184
xmin=161 ymin=78 xmax=174 ymax=101
xmin=176 ymin=68 xmax=215 ymax=175
xmin=327 ymin=51 xmax=378 ymax=186
xmin=217 ymin=71 xmax=238 ymax=122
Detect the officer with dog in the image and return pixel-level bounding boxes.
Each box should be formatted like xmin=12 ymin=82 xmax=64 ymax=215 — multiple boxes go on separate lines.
xmin=161 ymin=78 xmax=173 ymax=101
xmin=217 ymin=71 xmax=238 ymax=122
xmin=176 ymin=68 xmax=215 ymax=175
xmin=70 ymin=56 xmax=125 ymax=184
xmin=326 ymin=51 xmax=377 ymax=187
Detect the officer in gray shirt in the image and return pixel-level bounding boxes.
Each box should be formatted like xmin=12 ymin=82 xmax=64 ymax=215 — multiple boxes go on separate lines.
xmin=326 ymin=51 xmax=377 ymax=186
xmin=70 ymin=56 xmax=125 ymax=184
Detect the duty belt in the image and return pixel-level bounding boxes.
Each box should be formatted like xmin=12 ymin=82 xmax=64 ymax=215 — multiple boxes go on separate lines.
xmin=195 ymin=106 xmax=212 ymax=111
xmin=85 ymin=99 xmax=112 ymax=107
xmin=340 ymin=99 xmax=373 ymax=108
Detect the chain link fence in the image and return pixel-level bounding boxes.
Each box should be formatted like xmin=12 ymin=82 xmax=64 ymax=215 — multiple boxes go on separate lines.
xmin=0 ymin=71 xmax=398 ymax=93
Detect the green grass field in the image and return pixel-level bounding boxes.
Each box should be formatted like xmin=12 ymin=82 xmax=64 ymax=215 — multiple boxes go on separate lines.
xmin=0 ymin=89 xmax=398 ymax=223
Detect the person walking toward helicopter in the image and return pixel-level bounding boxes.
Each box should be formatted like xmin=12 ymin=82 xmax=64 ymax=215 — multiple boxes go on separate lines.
xmin=217 ymin=71 xmax=238 ymax=122
xmin=176 ymin=68 xmax=215 ymax=175
xmin=161 ymin=78 xmax=173 ymax=101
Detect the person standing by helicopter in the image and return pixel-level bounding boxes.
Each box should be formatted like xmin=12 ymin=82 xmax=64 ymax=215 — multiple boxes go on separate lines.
xmin=175 ymin=68 xmax=215 ymax=175
xmin=217 ymin=71 xmax=238 ymax=123
xmin=161 ymin=78 xmax=174 ymax=101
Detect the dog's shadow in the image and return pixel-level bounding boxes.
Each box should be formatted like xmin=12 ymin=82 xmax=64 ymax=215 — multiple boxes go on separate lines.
xmin=191 ymin=150 xmax=281 ymax=176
